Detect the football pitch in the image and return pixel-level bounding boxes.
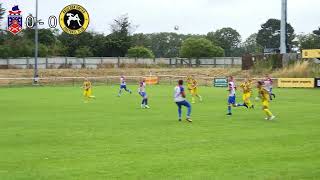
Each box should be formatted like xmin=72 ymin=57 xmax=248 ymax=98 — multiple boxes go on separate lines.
xmin=0 ymin=85 xmax=319 ymax=180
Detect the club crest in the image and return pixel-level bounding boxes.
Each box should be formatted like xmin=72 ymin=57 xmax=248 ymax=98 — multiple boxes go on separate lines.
xmin=7 ymin=5 xmax=23 ymax=35
xmin=59 ymin=4 xmax=90 ymax=35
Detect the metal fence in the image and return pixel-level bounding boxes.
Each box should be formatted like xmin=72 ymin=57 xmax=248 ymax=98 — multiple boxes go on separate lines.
xmin=0 ymin=57 xmax=242 ymax=69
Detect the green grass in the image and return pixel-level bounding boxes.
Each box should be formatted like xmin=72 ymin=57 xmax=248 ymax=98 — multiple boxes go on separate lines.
xmin=0 ymin=85 xmax=320 ymax=180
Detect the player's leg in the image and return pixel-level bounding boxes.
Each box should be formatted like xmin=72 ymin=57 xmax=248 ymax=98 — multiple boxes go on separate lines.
xmin=140 ymin=93 xmax=146 ymax=108
xmin=83 ymin=90 xmax=89 ymax=103
xmin=270 ymin=88 xmax=276 ymax=99
xmin=191 ymin=89 xmax=196 ymax=103
xmin=246 ymin=93 xmax=254 ymax=108
xmin=227 ymin=96 xmax=235 ymax=115
xmin=237 ymin=94 xmax=248 ymax=108
xmin=124 ymin=86 xmax=132 ymax=94
xmin=182 ymin=100 xmax=192 ymax=122
xmin=176 ymin=102 xmax=182 ymax=121
xmin=87 ymin=89 xmax=95 ymax=99
xmin=118 ymin=86 xmax=123 ymax=97
xmin=262 ymin=101 xmax=275 ymax=120
xmin=194 ymin=88 xmax=202 ymax=102
xmin=144 ymin=94 xmax=150 ymax=109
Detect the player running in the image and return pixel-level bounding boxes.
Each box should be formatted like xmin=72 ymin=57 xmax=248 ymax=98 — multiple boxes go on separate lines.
xmin=118 ymin=76 xmax=132 ymax=97
xmin=188 ymin=76 xmax=203 ymax=104
xmin=237 ymin=78 xmax=254 ymax=109
xmin=226 ymin=76 xmax=247 ymax=116
xmin=257 ymin=81 xmax=275 ymax=120
xmin=82 ymin=78 xmax=95 ymax=103
xmin=174 ymin=80 xmax=192 ymax=122
xmin=138 ymin=78 xmax=150 ymax=109
xmin=263 ymin=74 xmax=276 ymax=100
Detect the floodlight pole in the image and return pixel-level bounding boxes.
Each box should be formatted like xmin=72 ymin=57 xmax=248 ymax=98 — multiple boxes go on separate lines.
xmin=280 ymin=0 xmax=287 ymax=54
xmin=33 ymin=0 xmax=39 ymax=84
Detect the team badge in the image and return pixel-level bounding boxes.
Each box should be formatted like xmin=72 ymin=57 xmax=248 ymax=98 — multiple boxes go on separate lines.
xmin=59 ymin=4 xmax=90 ymax=35
xmin=7 ymin=5 xmax=23 ymax=35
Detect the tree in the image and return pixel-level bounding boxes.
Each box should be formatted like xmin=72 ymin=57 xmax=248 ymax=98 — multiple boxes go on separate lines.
xmin=180 ymin=37 xmax=224 ymax=58
xmin=207 ymin=27 xmax=241 ymax=56
xmin=127 ymin=46 xmax=155 ymax=58
xmin=105 ymin=14 xmax=135 ymax=57
xmin=0 ymin=3 xmax=5 ymax=26
xmin=75 ymin=46 xmax=93 ymax=58
xmin=257 ymin=19 xmax=295 ymax=50
xmin=297 ymin=34 xmax=320 ymax=50
xmin=23 ymin=28 xmax=57 ymax=46
xmin=58 ymin=32 xmax=93 ymax=56
xmin=242 ymin=33 xmax=264 ymax=54
xmin=313 ymin=27 xmax=320 ymax=36
xmin=38 ymin=43 xmax=49 ymax=57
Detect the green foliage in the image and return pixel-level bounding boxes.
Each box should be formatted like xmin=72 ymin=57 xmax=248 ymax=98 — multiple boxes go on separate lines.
xmin=127 ymin=46 xmax=155 ymax=58
xmin=38 ymin=43 xmax=49 ymax=57
xmin=58 ymin=32 xmax=94 ymax=57
xmin=257 ymin=19 xmax=295 ymax=49
xmin=297 ymin=33 xmax=320 ymax=49
xmin=23 ymin=29 xmax=57 ymax=46
xmin=207 ymin=28 xmax=241 ymax=56
xmin=313 ymin=27 xmax=320 ymax=36
xmin=0 ymin=3 xmax=5 ymax=25
xmin=105 ymin=14 xmax=134 ymax=57
xmin=75 ymin=46 xmax=93 ymax=58
xmin=0 ymin=45 xmax=11 ymax=58
xmin=242 ymin=33 xmax=264 ymax=54
xmin=252 ymin=54 xmax=282 ymax=74
xmin=180 ymin=37 xmax=224 ymax=58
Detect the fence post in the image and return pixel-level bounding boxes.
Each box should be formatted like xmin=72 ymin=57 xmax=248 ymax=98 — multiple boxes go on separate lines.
xmin=231 ymin=57 xmax=234 ymax=68
xmin=214 ymin=58 xmax=217 ymax=68
xmin=26 ymin=57 xmax=29 ymax=69
xmin=6 ymin=58 xmax=9 ymax=68
xmin=82 ymin=58 xmax=86 ymax=68
xmin=65 ymin=57 xmax=68 ymax=68
xmin=45 ymin=57 xmax=48 ymax=69
xmin=117 ymin=57 xmax=120 ymax=68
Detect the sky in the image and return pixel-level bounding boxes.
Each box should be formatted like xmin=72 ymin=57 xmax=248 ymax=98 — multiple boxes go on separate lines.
xmin=1 ymin=0 xmax=319 ymax=40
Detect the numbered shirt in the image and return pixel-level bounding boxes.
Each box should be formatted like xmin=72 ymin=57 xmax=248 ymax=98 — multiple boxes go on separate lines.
xmin=120 ymin=77 xmax=126 ymax=86
xmin=174 ymin=85 xmax=185 ymax=102
xmin=139 ymin=82 xmax=146 ymax=93
xmin=228 ymin=81 xmax=236 ymax=96
xmin=263 ymin=78 xmax=273 ymax=90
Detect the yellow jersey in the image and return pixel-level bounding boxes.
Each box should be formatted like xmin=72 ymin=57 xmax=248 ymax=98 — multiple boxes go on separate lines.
xmin=258 ymin=87 xmax=269 ymax=101
xmin=240 ymin=81 xmax=252 ymax=94
xmin=83 ymin=81 xmax=92 ymax=91
xmin=187 ymin=79 xmax=193 ymax=90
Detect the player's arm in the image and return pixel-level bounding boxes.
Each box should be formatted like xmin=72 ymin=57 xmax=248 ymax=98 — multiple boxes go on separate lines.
xmin=192 ymin=80 xmax=198 ymax=88
xmin=181 ymin=91 xmax=186 ymax=98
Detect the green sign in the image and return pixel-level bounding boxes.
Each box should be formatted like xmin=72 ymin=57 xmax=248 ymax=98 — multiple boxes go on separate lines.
xmin=213 ymin=78 xmax=228 ymax=87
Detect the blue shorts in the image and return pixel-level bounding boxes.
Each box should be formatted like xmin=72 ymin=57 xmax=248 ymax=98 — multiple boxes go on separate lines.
xmin=228 ymin=95 xmax=236 ymax=104
xmin=139 ymin=92 xmax=147 ymax=98
xmin=120 ymin=85 xmax=127 ymax=89
xmin=175 ymin=100 xmax=191 ymax=108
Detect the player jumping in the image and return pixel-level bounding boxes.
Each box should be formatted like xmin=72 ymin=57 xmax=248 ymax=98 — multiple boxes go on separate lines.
xmin=263 ymin=74 xmax=276 ymax=100
xmin=257 ymin=81 xmax=275 ymax=120
xmin=139 ymin=78 xmax=150 ymax=109
xmin=83 ymin=78 xmax=95 ymax=103
xmin=174 ymin=80 xmax=192 ymax=122
xmin=118 ymin=76 xmax=132 ymax=97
